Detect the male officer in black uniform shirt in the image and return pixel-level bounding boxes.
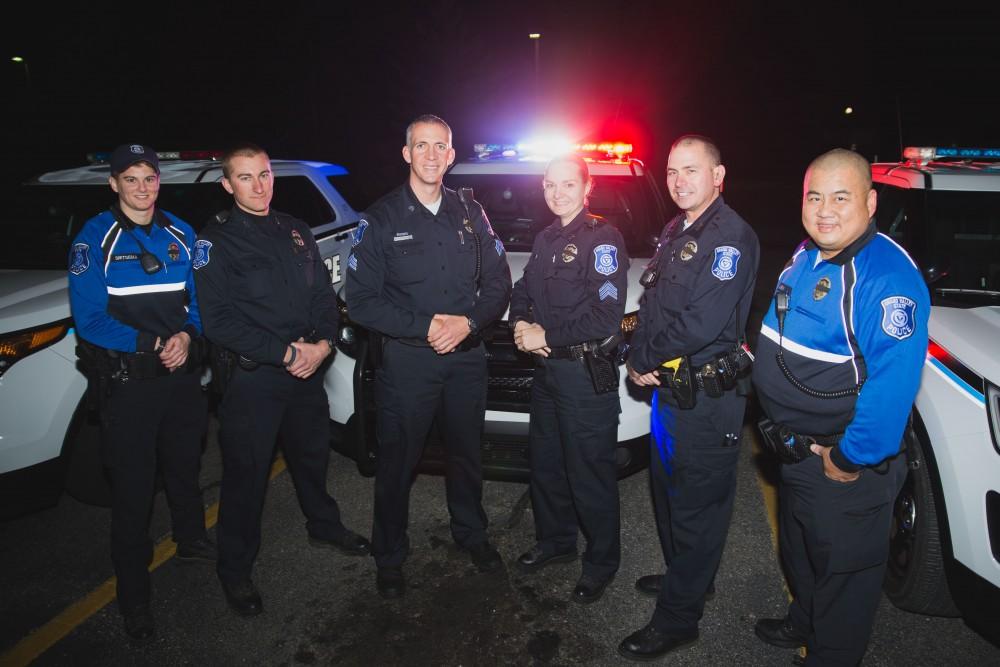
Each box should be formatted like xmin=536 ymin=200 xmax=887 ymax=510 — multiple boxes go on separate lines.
xmin=346 ymin=115 xmax=512 ymax=599
xmin=194 ymin=144 xmax=369 ymax=617
xmin=618 ymin=135 xmax=759 ymax=660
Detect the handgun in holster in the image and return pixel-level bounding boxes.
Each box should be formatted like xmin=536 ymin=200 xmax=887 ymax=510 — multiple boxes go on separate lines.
xmin=584 ymin=335 xmax=621 ymax=394
xmin=209 ymin=343 xmax=237 ymax=397
xmin=756 ymin=417 xmax=814 ymax=464
xmin=661 ymin=355 xmax=696 ymax=409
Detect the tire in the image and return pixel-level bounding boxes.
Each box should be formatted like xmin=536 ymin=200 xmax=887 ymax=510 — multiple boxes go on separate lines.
xmin=883 ymin=421 xmax=960 ymax=617
xmin=62 ymin=401 xmax=113 ymax=507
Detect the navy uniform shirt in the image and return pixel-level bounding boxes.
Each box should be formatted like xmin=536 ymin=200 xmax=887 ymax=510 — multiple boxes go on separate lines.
xmin=68 ymin=206 xmax=201 ymax=352
xmin=509 ymin=209 xmax=629 ymax=346
xmin=629 ymin=196 xmax=759 ymax=373
xmin=193 ymin=206 xmax=338 ymax=366
xmin=752 ymin=223 xmax=929 ymax=470
xmin=346 ymin=184 xmax=512 ymax=338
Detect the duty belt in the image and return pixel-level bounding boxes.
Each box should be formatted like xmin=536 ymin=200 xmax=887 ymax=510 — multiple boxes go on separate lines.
xmin=547 ymin=339 xmax=605 ymax=361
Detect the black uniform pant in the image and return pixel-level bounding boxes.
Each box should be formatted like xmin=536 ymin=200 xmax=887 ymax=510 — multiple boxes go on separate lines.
xmin=649 ymin=387 xmax=744 ymax=633
xmin=528 ymin=357 xmax=620 ymax=579
xmin=372 ymin=340 xmax=488 ymax=569
xmin=104 ymin=370 xmax=208 ymax=613
xmin=779 ymin=451 xmax=906 ymax=666
xmin=216 ymin=365 xmax=346 ymax=584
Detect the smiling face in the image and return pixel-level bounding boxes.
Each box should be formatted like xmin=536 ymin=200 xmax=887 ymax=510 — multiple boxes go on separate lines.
xmin=222 ymin=153 xmax=273 ymax=215
xmin=542 ymin=158 xmax=592 ymax=224
xmin=802 ymin=159 xmax=876 ymax=260
xmin=402 ymin=121 xmax=454 ymax=190
xmin=109 ymin=162 xmax=159 ymax=222
xmin=665 ymin=139 xmax=725 ymax=223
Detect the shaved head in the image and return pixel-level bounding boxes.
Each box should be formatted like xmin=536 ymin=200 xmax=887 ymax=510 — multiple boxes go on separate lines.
xmin=807 ymin=148 xmax=871 ymax=191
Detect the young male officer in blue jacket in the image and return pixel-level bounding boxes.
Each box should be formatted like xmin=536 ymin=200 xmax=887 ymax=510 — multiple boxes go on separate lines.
xmin=752 ymin=148 xmax=929 ymax=665
xmin=68 ymin=144 xmax=213 ymax=641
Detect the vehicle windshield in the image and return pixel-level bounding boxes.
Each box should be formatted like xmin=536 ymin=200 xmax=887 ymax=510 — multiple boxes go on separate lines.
xmin=443 ymin=173 xmax=661 ymax=257
xmin=924 ymin=190 xmax=1000 ymax=306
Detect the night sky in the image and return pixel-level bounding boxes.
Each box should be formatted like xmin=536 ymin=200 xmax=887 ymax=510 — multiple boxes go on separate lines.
xmin=4 ymin=1 xmax=999 ymax=211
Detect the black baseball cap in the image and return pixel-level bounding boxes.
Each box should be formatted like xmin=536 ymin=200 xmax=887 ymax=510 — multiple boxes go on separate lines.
xmin=110 ymin=144 xmax=160 ymax=174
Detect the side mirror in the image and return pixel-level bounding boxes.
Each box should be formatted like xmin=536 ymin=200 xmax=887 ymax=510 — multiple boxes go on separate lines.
xmin=923 ymin=265 xmax=948 ymax=285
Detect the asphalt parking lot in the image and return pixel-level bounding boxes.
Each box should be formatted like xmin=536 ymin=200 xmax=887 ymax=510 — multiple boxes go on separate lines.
xmin=2 ymin=414 xmax=998 ymax=666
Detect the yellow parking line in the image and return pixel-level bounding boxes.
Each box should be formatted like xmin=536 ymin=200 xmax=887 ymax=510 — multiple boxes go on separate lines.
xmin=1 ymin=456 xmax=287 ymax=667
xmin=752 ymin=435 xmax=781 ymax=555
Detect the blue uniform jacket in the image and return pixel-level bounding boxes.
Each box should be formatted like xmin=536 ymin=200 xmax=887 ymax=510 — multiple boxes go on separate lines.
xmin=629 ymin=196 xmax=759 ymax=374
xmin=509 ymin=209 xmax=629 ymax=346
xmin=68 ymin=207 xmax=201 ymax=352
xmin=346 ymin=184 xmax=512 ymax=338
xmin=752 ymin=222 xmax=930 ymax=470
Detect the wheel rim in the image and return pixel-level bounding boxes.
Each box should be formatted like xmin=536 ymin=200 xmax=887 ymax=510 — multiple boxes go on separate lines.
xmin=888 ymin=468 xmax=918 ymax=580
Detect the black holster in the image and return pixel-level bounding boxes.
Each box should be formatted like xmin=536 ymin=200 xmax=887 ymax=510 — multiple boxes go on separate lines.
xmin=209 ymin=343 xmax=237 ymax=397
xmin=583 ymin=336 xmax=620 ymax=394
xmin=665 ymin=356 xmax=697 ymax=410
xmin=757 ymin=417 xmax=835 ymax=465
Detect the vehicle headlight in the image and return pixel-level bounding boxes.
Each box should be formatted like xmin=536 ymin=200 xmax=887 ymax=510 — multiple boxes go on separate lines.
xmin=988 ymin=382 xmax=1000 ymax=456
xmin=0 ymin=319 xmax=71 ymax=378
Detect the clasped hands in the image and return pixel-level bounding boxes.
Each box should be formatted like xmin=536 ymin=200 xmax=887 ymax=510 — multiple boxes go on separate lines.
xmin=284 ymin=337 xmax=332 ymax=379
xmin=155 ymin=331 xmax=191 ymax=372
xmin=512 ymin=321 xmax=549 ymax=357
xmin=427 ymin=314 xmax=471 ymax=354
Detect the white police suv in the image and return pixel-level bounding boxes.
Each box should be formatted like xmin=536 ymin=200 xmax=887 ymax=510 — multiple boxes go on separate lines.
xmin=872 ymin=146 xmax=1000 ymax=642
xmin=0 ymin=152 xmax=361 ymax=518
xmin=329 ymin=140 xmax=667 ymax=480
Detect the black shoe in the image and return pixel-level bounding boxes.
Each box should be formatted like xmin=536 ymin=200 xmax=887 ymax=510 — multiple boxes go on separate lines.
xmin=176 ymin=537 xmax=217 ymax=563
xmin=571 ymin=574 xmax=614 ymax=604
xmin=754 ymin=617 xmax=807 ymax=649
xmin=634 ymin=574 xmax=716 ymax=601
xmin=617 ymin=623 xmax=699 ymax=662
xmin=122 ymin=605 xmax=155 ymax=642
xmin=377 ymin=567 xmax=406 ymax=599
xmin=309 ymin=530 xmax=371 ymax=556
xmin=221 ymin=579 xmax=263 ymax=617
xmin=516 ymin=544 xmax=577 ymax=574
xmin=467 ymin=541 xmax=503 ymax=573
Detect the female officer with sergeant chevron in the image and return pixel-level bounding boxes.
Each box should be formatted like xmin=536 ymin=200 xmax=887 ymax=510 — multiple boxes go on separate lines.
xmin=510 ymin=154 xmax=630 ymax=605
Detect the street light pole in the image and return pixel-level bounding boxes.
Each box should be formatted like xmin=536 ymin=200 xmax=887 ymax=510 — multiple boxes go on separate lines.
xmin=529 ymin=33 xmax=540 ymax=104
xmin=11 ymin=56 xmax=31 ymax=89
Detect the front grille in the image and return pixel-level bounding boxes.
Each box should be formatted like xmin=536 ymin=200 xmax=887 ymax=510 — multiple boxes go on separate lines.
xmin=484 ymin=322 xmax=534 ymax=412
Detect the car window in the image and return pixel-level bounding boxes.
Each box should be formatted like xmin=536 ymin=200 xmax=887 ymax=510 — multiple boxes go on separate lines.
xmin=443 ymin=173 xmax=659 ymax=256
xmin=925 ymin=190 xmax=1000 ymax=295
xmin=272 ymin=176 xmax=335 ymax=228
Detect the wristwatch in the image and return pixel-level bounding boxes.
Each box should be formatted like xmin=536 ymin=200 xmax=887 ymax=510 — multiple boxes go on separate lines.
xmin=466 ymin=316 xmax=479 ymax=336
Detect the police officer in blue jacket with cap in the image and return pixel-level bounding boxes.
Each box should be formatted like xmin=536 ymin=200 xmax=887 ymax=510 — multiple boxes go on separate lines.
xmin=509 ymin=154 xmax=629 ymax=605
xmin=618 ymin=135 xmax=759 ymax=661
xmin=751 ymin=148 xmax=929 ymax=665
xmin=69 ymin=144 xmax=214 ymax=641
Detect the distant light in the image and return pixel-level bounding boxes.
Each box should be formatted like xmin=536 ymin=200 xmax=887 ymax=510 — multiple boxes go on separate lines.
xmin=844 ymin=107 xmax=853 ymax=115
xmin=528 ymin=33 xmax=541 ymax=39
xmin=12 ymin=56 xmax=24 ymax=63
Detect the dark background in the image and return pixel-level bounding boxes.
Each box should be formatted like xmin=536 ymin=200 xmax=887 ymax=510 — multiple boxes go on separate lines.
xmin=3 ymin=1 xmax=999 ymax=220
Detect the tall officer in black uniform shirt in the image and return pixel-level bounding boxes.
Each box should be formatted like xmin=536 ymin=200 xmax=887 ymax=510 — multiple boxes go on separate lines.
xmin=618 ymin=135 xmax=759 ymax=660
xmin=346 ymin=115 xmax=512 ymax=599
xmin=194 ymin=144 xmax=369 ymax=617
xmin=509 ymin=155 xmax=629 ymax=604
xmin=68 ymin=144 xmax=214 ymax=641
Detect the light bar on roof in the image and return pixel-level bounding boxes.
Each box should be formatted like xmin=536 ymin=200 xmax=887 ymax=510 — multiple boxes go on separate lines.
xmin=86 ymin=150 xmax=221 ymax=164
xmin=473 ymin=140 xmax=634 ymax=161
xmin=904 ymin=146 xmax=1000 ymax=163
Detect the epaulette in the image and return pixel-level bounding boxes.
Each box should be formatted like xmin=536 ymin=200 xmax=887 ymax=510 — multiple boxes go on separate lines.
xmin=210 ymin=210 xmax=230 ymax=225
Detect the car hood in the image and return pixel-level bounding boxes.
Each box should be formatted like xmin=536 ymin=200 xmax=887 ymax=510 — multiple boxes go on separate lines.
xmin=0 ymin=270 xmax=71 ymax=333
xmin=929 ymin=305 xmax=1000 ymax=388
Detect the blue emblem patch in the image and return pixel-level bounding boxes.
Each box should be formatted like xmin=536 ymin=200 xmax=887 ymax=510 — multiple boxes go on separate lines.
xmin=495 ymin=238 xmax=505 ymax=256
xmin=711 ymin=246 xmax=741 ymax=281
xmin=348 ymin=252 xmax=358 ymax=271
xmin=192 ymin=239 xmax=212 ymax=270
xmin=353 ymin=219 xmax=369 ymax=247
xmin=69 ymin=243 xmax=90 ymax=275
xmin=598 ymin=280 xmax=618 ymax=301
xmin=880 ymin=296 xmax=917 ymax=340
xmin=593 ymin=244 xmax=619 ymax=276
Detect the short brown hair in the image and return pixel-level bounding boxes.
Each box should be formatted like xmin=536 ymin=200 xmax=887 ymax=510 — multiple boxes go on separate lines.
xmin=221 ymin=142 xmax=269 ymax=178
xmin=405 ymin=114 xmax=452 ymax=146
xmin=670 ymin=134 xmax=722 ymax=166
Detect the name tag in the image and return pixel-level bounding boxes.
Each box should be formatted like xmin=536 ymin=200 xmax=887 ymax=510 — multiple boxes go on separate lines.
xmin=393 ymin=233 xmax=413 ymax=242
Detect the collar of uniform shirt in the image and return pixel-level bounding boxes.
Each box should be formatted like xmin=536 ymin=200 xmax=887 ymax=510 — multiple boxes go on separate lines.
xmin=805 ymin=220 xmax=878 ymax=266
xmin=549 ymin=208 xmax=592 ymax=238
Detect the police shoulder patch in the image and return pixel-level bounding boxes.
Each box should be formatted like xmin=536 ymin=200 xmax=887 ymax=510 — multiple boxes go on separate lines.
xmin=711 ymin=245 xmax=741 ymax=281
xmin=192 ymin=239 xmax=212 ymax=270
xmin=880 ymin=296 xmax=917 ymax=340
xmin=353 ymin=219 xmax=369 ymax=247
xmin=593 ymin=244 xmax=619 ymax=275
xmin=69 ymin=243 xmax=90 ymax=275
